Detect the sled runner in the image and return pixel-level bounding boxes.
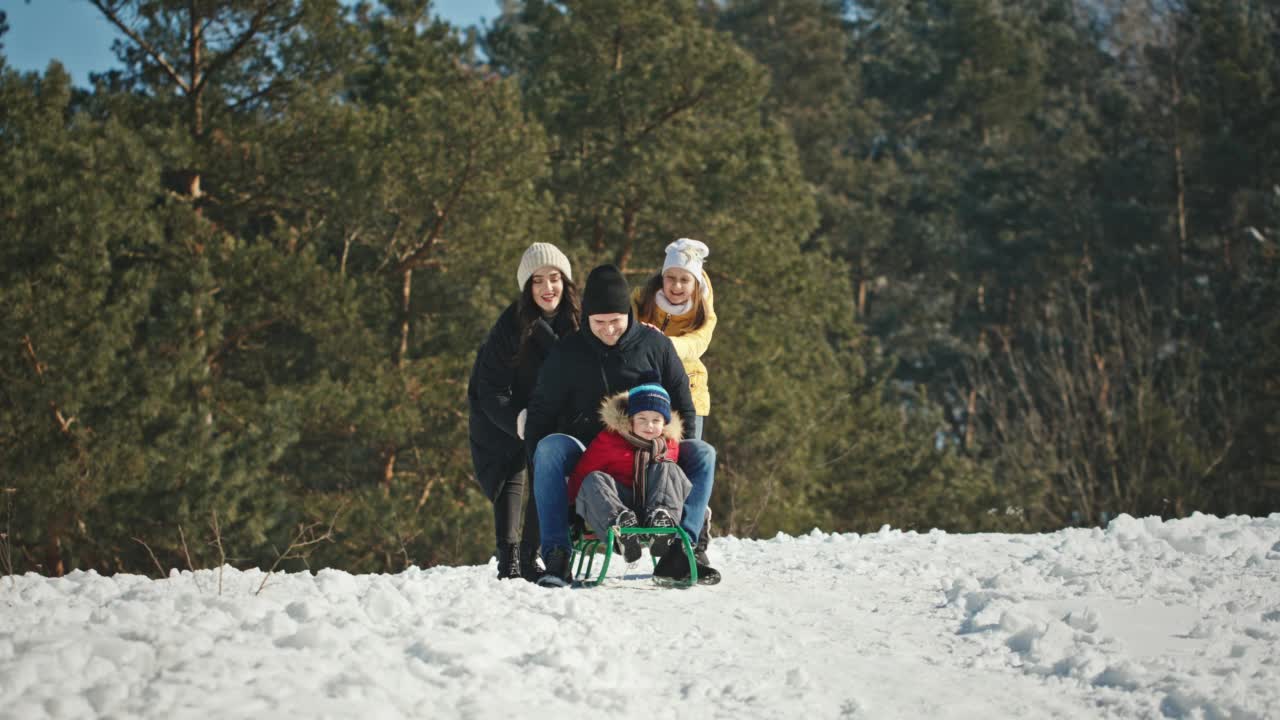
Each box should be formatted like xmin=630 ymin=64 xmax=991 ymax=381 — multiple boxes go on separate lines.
xmin=572 ymin=525 xmax=699 ymax=588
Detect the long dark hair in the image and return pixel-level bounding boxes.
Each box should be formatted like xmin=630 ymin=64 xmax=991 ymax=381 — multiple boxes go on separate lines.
xmin=636 ymin=272 xmax=707 ymax=331
xmin=515 ymin=274 xmax=581 ymax=365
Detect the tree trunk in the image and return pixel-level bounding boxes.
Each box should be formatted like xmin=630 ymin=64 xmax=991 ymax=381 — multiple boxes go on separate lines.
xmin=613 ymin=24 xmax=624 ymax=72
xmin=618 ymin=202 xmax=637 ymax=272
xmin=856 ymin=252 xmax=869 ymax=318
xmin=44 ymin=521 xmax=65 ymax=576
xmin=964 ymin=388 xmax=977 ymax=450
xmin=189 ymin=2 xmax=205 ymax=140
xmin=1171 ymin=57 xmax=1188 ymax=307
xmin=395 ymin=269 xmax=412 ymax=369
xmin=188 ymin=2 xmax=206 ymax=208
xmin=382 ymin=450 xmax=396 ymax=496
xmin=592 ymin=214 xmax=605 ymax=255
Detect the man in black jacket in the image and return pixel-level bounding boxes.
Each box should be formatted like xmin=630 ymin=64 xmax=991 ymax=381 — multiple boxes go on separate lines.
xmin=526 ymin=264 xmax=720 ymax=587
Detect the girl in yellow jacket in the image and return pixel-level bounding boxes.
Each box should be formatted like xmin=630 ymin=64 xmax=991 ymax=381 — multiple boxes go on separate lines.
xmin=633 ymin=238 xmax=716 ymax=440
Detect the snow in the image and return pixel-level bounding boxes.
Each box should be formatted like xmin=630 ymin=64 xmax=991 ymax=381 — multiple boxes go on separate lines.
xmin=3 ymin=513 xmax=1279 ymax=719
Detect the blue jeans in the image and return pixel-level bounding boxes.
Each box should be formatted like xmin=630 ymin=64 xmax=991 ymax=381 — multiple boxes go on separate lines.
xmin=676 ymin=439 xmax=715 ymax=544
xmin=533 ymin=433 xmax=716 ymax=556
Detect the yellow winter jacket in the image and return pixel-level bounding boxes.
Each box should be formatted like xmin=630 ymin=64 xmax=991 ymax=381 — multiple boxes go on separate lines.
xmin=632 ymin=272 xmax=717 ymax=415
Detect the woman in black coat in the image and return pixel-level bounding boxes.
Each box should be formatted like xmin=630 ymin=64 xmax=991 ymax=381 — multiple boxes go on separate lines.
xmin=467 ymin=243 xmax=579 ymax=580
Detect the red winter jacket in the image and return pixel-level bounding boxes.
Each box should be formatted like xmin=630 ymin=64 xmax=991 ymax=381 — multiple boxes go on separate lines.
xmin=567 ymin=392 xmax=683 ymax=504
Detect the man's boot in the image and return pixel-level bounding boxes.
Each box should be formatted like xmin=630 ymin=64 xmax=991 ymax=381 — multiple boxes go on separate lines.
xmin=652 ymin=543 xmax=721 ymax=586
xmin=536 ymin=547 xmax=573 ymax=588
xmin=694 ymin=508 xmax=712 ymax=566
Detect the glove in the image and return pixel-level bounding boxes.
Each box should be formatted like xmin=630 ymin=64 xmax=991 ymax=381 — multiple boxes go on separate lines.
xmin=529 ymin=318 xmax=558 ymax=351
xmin=516 ymin=409 xmax=527 ymax=439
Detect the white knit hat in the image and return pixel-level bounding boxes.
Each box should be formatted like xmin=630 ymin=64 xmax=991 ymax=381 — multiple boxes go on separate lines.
xmin=662 ymin=238 xmax=710 ymax=280
xmin=516 ymin=242 xmax=573 ymax=290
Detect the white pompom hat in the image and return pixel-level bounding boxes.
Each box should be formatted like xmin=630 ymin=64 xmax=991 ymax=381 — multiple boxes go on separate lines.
xmin=662 ymin=238 xmax=710 ymax=281
xmin=516 ymin=242 xmax=573 ymax=290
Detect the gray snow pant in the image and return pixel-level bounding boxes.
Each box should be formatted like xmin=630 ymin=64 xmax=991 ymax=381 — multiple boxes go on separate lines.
xmin=575 ymin=462 xmax=692 ymax=538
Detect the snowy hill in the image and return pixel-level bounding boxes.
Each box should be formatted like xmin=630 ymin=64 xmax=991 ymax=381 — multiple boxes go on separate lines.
xmin=2 ymin=513 xmax=1278 ymax=719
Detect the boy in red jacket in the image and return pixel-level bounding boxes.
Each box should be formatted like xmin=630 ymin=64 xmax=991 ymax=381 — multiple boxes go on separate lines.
xmin=569 ymin=374 xmax=692 ymax=563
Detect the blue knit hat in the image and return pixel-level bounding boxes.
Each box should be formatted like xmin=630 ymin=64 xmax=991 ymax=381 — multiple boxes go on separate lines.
xmin=627 ymin=372 xmax=671 ymax=423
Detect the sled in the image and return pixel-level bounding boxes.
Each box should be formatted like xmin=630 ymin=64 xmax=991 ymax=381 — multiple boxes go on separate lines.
xmin=571 ymin=525 xmax=698 ymax=588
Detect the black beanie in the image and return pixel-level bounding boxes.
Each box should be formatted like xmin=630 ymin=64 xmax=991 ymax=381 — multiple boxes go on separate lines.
xmin=581 ymin=264 xmax=631 ymax=316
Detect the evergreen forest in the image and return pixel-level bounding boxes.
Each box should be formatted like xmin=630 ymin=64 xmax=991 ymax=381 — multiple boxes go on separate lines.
xmin=2 ymin=0 xmax=1277 ymax=576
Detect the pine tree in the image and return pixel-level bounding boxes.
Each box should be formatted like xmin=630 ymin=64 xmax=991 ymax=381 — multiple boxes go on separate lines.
xmin=206 ymin=2 xmax=556 ymax=571
xmin=0 ymin=63 xmax=267 ymax=573
xmin=3 ymin=2 xmax=555 ymax=574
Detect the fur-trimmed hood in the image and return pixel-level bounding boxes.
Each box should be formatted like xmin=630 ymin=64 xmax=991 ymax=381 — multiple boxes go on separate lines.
xmin=598 ymin=391 xmax=684 ymax=441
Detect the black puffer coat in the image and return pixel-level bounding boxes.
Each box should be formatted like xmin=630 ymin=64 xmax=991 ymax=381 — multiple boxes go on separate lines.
xmin=524 ymin=308 xmax=696 ymax=458
xmin=467 ymin=303 xmax=576 ymax=498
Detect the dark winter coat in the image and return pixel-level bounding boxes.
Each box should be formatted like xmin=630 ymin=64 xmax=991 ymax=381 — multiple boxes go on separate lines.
xmin=567 ymin=392 xmax=683 ymax=505
xmin=467 ymin=302 xmax=576 ymax=498
xmin=524 ymin=308 xmax=697 ymax=460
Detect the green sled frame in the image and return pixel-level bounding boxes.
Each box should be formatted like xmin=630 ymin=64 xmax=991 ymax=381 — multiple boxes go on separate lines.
xmin=571 ymin=525 xmax=699 ymax=588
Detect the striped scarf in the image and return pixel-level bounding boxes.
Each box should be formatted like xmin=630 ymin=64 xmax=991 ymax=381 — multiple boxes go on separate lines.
xmin=619 ymin=431 xmax=667 ymax=517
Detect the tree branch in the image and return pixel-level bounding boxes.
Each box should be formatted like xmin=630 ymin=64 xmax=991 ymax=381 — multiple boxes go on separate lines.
xmin=196 ymin=0 xmax=291 ymax=95
xmin=178 ymin=523 xmax=205 ymax=593
xmin=394 ymin=149 xmax=476 ymax=274
xmin=208 ymin=318 xmax=279 ymax=365
xmin=88 ymin=0 xmax=191 ymax=93
xmin=210 ymin=510 xmax=226 ymax=596
xmin=132 ymin=537 xmax=167 ymax=579
xmin=255 ymin=504 xmax=345 ymax=595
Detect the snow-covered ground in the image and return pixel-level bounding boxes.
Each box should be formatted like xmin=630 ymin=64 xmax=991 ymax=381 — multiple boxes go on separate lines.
xmin=2 ymin=513 xmax=1278 ymax=719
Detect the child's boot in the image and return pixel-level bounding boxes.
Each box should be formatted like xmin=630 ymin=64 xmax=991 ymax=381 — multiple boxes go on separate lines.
xmin=646 ymin=508 xmax=678 ymax=558
xmin=614 ymin=509 xmax=644 ymax=563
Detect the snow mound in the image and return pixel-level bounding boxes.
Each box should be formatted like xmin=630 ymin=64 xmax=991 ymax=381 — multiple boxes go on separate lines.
xmin=2 ymin=513 xmax=1278 ymax=719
